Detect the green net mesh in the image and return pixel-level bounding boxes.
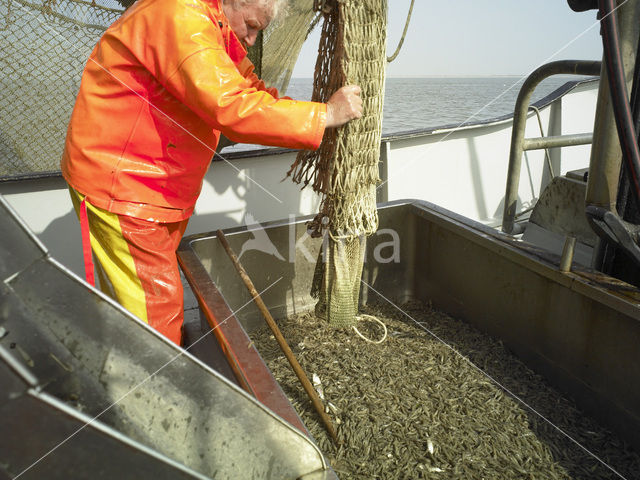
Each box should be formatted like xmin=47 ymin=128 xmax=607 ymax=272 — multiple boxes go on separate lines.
xmin=288 ymin=0 xmax=387 ymax=327
xmin=311 ymin=234 xmax=366 ymax=326
xmin=1 ymin=0 xmax=388 ymax=327
xmin=260 ymin=0 xmax=319 ymax=93
xmin=0 ymin=0 xmax=123 ymax=180
xmin=0 ymin=0 xmax=318 ymax=180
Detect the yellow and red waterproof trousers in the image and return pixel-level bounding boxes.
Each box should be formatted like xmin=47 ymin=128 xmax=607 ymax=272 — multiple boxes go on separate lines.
xmin=69 ymin=187 xmax=188 ymax=345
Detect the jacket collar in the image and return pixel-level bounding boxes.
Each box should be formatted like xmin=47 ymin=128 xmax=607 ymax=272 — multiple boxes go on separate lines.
xmin=208 ymin=0 xmax=248 ymax=64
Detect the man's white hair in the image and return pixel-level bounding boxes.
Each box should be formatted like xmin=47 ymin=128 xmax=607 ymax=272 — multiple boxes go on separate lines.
xmin=227 ymin=0 xmax=289 ymax=22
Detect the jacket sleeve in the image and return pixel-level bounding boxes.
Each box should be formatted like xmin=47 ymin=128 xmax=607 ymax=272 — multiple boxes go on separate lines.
xmin=142 ymin=2 xmax=325 ymax=150
xmin=236 ymin=56 xmax=282 ymax=99
xmin=165 ymin=48 xmax=326 ymax=149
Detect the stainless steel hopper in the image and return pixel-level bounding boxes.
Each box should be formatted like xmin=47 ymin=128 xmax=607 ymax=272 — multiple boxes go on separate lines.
xmin=0 ymin=195 xmax=334 ymax=480
xmin=178 ymin=199 xmax=640 ymax=454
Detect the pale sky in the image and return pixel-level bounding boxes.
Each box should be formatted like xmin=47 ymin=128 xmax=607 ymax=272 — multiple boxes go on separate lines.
xmin=292 ymin=1 xmax=603 ymax=78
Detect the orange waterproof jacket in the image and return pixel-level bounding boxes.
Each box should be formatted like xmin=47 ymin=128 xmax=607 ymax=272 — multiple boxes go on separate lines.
xmin=61 ymin=0 xmax=326 ymax=222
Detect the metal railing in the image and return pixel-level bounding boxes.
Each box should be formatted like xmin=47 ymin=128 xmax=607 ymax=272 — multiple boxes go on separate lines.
xmin=501 ymin=60 xmax=601 ymax=234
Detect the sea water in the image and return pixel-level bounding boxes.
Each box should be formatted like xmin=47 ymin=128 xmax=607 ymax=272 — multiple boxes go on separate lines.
xmin=285 ymin=75 xmax=593 ymax=135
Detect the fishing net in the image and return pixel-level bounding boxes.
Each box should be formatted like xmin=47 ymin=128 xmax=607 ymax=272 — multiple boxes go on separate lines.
xmin=1 ymin=0 xmax=387 ymax=326
xmin=288 ymin=0 xmax=387 ymax=327
xmin=0 ymin=0 xmax=318 ymax=180
xmin=259 ymin=1 xmax=318 ymax=94
xmin=0 ymin=0 xmax=123 ymax=180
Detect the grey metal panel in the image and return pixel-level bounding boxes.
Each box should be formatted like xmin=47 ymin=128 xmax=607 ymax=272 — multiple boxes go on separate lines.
xmin=362 ymin=202 xmax=417 ymax=305
xmin=0 ymin=190 xmax=331 ymax=478
xmin=190 ymin=218 xmax=324 ymax=333
xmin=0 ymin=362 xmax=207 ymax=480
xmin=187 ymin=202 xmax=417 ymax=333
xmin=0 ymin=195 xmax=46 ymax=279
xmin=1 ymin=256 xmax=328 ymax=479
xmin=528 ymin=176 xmax=596 ymax=246
xmin=183 ymin=200 xmax=640 ymax=453
xmin=521 ymin=222 xmax=593 ymax=268
xmin=523 ymin=175 xmax=598 ymax=264
xmin=403 ymin=201 xmax=640 ymax=451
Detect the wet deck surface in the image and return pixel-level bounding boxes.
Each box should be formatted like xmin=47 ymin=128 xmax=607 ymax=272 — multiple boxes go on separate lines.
xmin=249 ymin=301 xmax=640 ymax=480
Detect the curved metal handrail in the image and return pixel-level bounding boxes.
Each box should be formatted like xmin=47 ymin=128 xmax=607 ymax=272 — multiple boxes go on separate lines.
xmin=501 ymin=60 xmax=601 ymax=234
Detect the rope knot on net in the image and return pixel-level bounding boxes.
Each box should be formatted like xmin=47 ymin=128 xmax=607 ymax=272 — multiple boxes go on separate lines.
xmin=287 ymin=0 xmax=387 ymax=327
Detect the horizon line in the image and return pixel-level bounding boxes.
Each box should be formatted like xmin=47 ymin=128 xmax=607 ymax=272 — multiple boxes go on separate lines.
xmin=290 ymin=74 xmax=585 ymax=79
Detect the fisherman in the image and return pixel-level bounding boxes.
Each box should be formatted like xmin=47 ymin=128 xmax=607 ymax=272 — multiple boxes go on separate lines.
xmin=61 ymin=0 xmax=362 ymax=345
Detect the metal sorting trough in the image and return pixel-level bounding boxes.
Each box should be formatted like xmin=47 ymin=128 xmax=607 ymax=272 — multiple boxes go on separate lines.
xmin=178 ymin=200 xmax=640 ymax=454
xmin=0 ymin=195 xmax=332 ymax=480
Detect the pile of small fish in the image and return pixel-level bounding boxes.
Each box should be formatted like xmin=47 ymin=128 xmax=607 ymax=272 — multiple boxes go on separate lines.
xmin=251 ymin=300 xmax=640 ymax=479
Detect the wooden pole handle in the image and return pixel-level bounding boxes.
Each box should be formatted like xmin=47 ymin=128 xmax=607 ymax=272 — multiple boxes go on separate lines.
xmin=216 ymin=229 xmax=339 ymax=444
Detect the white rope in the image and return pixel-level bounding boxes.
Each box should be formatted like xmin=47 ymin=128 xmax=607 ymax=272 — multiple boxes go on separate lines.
xmin=386 ymin=0 xmax=414 ymax=62
xmin=352 ymin=313 xmax=388 ymax=344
